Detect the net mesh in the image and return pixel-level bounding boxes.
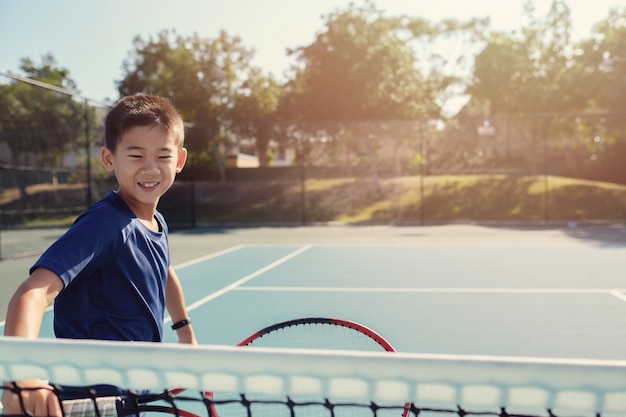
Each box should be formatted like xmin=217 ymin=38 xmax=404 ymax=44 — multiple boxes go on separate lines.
xmin=1 ymin=337 xmax=625 ymax=417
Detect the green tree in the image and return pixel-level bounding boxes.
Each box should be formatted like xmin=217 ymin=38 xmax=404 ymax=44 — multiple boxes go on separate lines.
xmin=117 ymin=29 xmax=256 ymax=179
xmin=278 ymin=1 xmax=484 ymax=180
xmin=229 ymin=68 xmax=283 ymax=167
xmin=578 ymin=7 xmax=626 ymax=112
xmin=278 ymin=1 xmax=428 ymax=184
xmin=462 ymin=0 xmax=599 ymax=175
xmin=0 ymin=55 xmax=84 ymax=199
xmin=0 ymin=55 xmax=84 ymax=163
xmin=282 ymin=2 xmax=434 ymax=122
xmin=470 ymin=0 xmax=583 ymax=114
xmin=570 ymin=7 xmax=626 ymax=182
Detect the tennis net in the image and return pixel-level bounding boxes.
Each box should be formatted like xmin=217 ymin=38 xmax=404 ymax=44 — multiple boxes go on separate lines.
xmin=1 ymin=336 xmax=625 ymax=417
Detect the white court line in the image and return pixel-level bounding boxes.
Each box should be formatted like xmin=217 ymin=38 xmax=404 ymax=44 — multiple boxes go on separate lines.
xmin=3 ymin=245 xmax=306 ymax=328
xmin=0 ymin=245 xmax=248 ymax=329
xmin=183 ymin=244 xmax=312 ymax=314
xmin=610 ymin=290 xmax=626 ymax=302
xmin=1 ymin=245 xmax=254 ymax=328
xmin=173 ymin=244 xmax=245 ymax=270
xmin=236 ymin=287 xmax=626 ymax=294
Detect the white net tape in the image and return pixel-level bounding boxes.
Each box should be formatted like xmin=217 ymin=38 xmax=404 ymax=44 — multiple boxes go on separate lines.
xmin=1 ymin=337 xmax=626 ymax=416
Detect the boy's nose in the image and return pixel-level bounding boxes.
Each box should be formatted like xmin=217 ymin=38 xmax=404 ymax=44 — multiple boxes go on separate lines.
xmin=140 ymin=159 xmax=159 ymax=173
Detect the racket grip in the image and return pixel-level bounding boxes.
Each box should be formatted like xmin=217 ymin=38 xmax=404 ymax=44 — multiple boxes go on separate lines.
xmin=62 ymin=396 xmax=120 ymax=417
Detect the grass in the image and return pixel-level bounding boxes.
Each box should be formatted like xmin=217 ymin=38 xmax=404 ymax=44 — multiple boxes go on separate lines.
xmin=159 ymin=174 xmax=626 ymax=225
xmin=3 ymin=174 xmax=626 ymax=227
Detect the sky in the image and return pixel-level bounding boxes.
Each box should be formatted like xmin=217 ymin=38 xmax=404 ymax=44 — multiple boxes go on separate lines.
xmin=0 ymin=0 xmax=623 ymax=103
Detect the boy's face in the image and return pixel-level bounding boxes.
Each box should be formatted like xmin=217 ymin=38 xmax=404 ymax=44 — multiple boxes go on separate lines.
xmin=100 ymin=125 xmax=187 ymax=216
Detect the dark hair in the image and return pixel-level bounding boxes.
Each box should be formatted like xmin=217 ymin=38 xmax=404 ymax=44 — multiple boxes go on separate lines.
xmin=104 ymin=95 xmax=185 ymax=152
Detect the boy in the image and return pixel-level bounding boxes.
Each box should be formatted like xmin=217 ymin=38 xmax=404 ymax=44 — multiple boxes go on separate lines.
xmin=2 ymin=94 xmax=196 ymax=416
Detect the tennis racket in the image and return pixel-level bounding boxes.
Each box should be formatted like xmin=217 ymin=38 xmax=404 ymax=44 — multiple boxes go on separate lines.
xmin=213 ymin=317 xmax=411 ymax=417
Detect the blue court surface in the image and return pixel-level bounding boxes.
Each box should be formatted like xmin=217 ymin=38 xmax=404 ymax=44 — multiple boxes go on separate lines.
xmin=8 ymin=224 xmax=626 ymax=360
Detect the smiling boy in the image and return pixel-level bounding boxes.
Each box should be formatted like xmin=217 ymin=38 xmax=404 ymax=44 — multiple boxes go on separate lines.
xmin=2 ymin=95 xmax=196 ymax=416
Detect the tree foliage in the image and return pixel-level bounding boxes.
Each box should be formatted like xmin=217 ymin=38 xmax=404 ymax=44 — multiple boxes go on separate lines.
xmin=4 ymin=1 xmax=626 ymax=185
xmin=0 ymin=55 xmax=84 ymax=166
xmin=228 ymin=68 xmax=283 ymax=166
xmin=282 ymin=2 xmax=436 ymax=122
xmin=580 ymin=7 xmax=626 ymax=111
xmin=463 ymin=1 xmax=626 ymax=183
xmin=119 ymin=29 xmax=254 ymax=126
xmin=117 ymin=29 xmax=261 ymax=176
xmin=470 ymin=0 xmax=585 ymax=114
xmin=274 ymin=1 xmax=488 ymax=181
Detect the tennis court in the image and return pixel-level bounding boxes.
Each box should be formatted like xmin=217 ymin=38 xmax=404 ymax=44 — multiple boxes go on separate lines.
xmin=2 ymin=224 xmax=626 ymax=360
xmin=2 ymin=224 xmax=626 ymax=417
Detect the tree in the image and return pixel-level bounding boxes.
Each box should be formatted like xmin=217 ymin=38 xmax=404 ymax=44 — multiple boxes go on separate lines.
xmin=578 ymin=7 xmax=626 ymax=112
xmin=278 ymin=1 xmax=485 ymax=180
xmin=229 ymin=68 xmax=283 ymax=167
xmin=0 ymin=55 xmax=84 ymax=200
xmin=0 ymin=55 xmax=84 ymax=164
xmin=278 ymin=1 xmax=431 ymax=185
xmin=117 ymin=30 xmax=256 ymax=179
xmin=469 ymin=0 xmax=584 ymax=114
xmin=283 ymin=2 xmax=434 ymax=122
xmin=570 ymin=7 xmax=626 ymax=183
xmin=463 ymin=0 xmax=599 ymax=174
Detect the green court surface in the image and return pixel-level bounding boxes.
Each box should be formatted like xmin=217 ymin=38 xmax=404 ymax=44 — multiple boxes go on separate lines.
xmin=1 ymin=224 xmax=626 ymax=360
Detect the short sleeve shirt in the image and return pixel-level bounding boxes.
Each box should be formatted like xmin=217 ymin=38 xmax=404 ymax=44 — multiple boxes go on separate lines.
xmin=31 ymin=191 xmax=170 ymax=342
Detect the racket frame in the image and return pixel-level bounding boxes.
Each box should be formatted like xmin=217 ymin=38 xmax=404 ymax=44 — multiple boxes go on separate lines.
xmin=237 ymin=317 xmax=397 ymax=352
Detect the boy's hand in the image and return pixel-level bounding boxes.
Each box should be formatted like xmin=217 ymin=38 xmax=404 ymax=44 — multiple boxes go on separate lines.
xmin=2 ymin=380 xmax=62 ymax=417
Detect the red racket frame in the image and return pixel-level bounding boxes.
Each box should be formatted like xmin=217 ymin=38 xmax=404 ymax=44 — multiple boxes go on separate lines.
xmin=236 ymin=317 xmax=410 ymax=417
xmin=237 ymin=317 xmax=397 ymax=351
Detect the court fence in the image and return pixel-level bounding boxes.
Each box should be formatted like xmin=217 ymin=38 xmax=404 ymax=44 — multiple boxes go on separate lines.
xmin=2 ymin=108 xmax=626 ymax=259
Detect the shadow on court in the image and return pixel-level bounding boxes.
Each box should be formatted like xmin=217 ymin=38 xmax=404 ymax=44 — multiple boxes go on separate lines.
xmin=560 ymin=224 xmax=626 ymax=247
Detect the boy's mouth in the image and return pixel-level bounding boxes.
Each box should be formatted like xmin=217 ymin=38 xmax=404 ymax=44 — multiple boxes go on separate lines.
xmin=139 ymin=182 xmax=159 ymax=188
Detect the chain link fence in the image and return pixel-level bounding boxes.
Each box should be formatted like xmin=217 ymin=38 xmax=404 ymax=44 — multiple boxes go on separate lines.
xmin=2 ymin=102 xmax=626 ymax=259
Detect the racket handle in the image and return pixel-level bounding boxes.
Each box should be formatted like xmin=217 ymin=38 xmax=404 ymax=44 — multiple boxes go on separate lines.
xmin=62 ymin=396 xmax=120 ymax=417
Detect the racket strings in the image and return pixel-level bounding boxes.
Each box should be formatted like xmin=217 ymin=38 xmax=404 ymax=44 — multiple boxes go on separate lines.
xmin=216 ymin=320 xmax=404 ymax=417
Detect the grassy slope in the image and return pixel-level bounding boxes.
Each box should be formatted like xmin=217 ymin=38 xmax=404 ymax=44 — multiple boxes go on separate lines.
xmin=159 ymin=175 xmax=626 ymax=225
xmin=3 ymin=175 xmax=626 ymax=226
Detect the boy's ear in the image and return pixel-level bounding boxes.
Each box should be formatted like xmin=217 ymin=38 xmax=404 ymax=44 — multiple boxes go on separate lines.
xmin=176 ymin=147 xmax=188 ymax=173
xmin=100 ymin=147 xmax=115 ymax=172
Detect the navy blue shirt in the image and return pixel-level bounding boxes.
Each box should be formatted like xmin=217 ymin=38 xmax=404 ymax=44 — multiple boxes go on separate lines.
xmin=31 ymin=191 xmax=170 ymax=342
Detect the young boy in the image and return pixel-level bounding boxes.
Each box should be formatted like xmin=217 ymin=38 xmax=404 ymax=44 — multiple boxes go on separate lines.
xmin=2 ymin=94 xmax=196 ymax=416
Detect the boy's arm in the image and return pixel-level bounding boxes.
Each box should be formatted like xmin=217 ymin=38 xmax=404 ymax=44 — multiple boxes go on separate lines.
xmin=4 ymin=267 xmax=63 ymax=337
xmin=2 ymin=267 xmax=64 ymax=416
xmin=165 ymin=265 xmax=197 ymax=345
